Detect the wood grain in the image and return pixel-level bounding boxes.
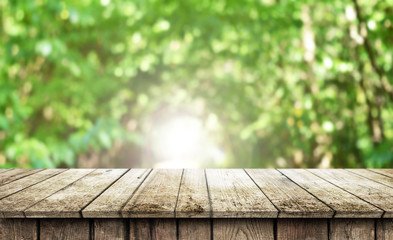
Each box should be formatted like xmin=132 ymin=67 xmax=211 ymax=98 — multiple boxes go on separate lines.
xmin=178 ymin=219 xmax=211 ymax=240
xmin=122 ymin=169 xmax=183 ymax=218
xmin=246 ymin=169 xmax=333 ymax=218
xmin=347 ymin=169 xmax=393 ymax=188
xmin=25 ymin=169 xmax=127 ymax=218
xmin=0 ymin=169 xmax=66 ymax=200
xmin=0 ymin=169 xmax=94 ymax=218
xmin=377 ymin=219 xmax=393 ymax=240
xmin=277 ymin=219 xmax=328 ymax=240
xmin=94 ymin=219 xmax=125 ymax=240
xmin=0 ymin=169 xmax=42 ymax=186
xmin=83 ymin=169 xmax=151 ymax=218
xmin=308 ymin=169 xmax=393 ymax=218
xmin=206 ymin=169 xmax=277 ymax=218
xmin=40 ymin=219 xmax=89 ymax=240
xmin=0 ymin=169 xmax=12 ymax=174
xmin=329 ymin=219 xmax=374 ymax=240
xmin=369 ymin=169 xmax=393 ymax=178
xmin=175 ymin=169 xmax=210 ymax=218
xmin=0 ymin=219 xmax=37 ymax=240
xmin=213 ymin=219 xmax=274 ymax=240
xmin=129 ymin=219 xmax=176 ymax=240
xmin=279 ymin=169 xmax=382 ymax=218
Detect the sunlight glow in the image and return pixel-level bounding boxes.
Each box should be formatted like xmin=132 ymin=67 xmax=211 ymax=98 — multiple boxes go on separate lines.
xmin=151 ymin=115 xmax=205 ymax=168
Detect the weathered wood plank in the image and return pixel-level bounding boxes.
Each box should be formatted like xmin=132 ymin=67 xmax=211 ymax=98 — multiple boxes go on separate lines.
xmin=0 ymin=169 xmax=66 ymax=200
xmin=347 ymin=169 xmax=393 ymax=188
xmin=0 ymin=169 xmax=43 ymax=186
xmin=82 ymin=169 xmax=151 ymax=218
xmin=279 ymin=169 xmax=382 ymax=218
xmin=329 ymin=219 xmax=374 ymax=240
xmin=129 ymin=219 xmax=176 ymax=239
xmin=213 ymin=219 xmax=274 ymax=240
xmin=308 ymin=169 xmax=393 ymax=218
xmin=40 ymin=219 xmax=89 ymax=239
xmin=246 ymin=169 xmax=333 ymax=218
xmin=0 ymin=169 xmax=94 ymax=218
xmin=122 ymin=169 xmax=183 ymax=218
xmin=377 ymin=219 xmax=393 ymax=240
xmin=0 ymin=219 xmax=37 ymax=240
xmin=25 ymin=169 xmax=127 ymax=218
xmin=206 ymin=169 xmax=277 ymax=218
xmin=178 ymin=219 xmax=211 ymax=240
xmin=94 ymin=219 xmax=125 ymax=240
xmin=175 ymin=169 xmax=210 ymax=218
xmin=369 ymin=169 xmax=393 ymax=178
xmin=0 ymin=169 xmax=13 ymax=174
xmin=277 ymin=219 xmax=328 ymax=240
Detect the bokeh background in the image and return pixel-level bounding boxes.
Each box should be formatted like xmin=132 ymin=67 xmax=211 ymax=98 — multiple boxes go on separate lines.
xmin=1 ymin=0 xmax=392 ymax=169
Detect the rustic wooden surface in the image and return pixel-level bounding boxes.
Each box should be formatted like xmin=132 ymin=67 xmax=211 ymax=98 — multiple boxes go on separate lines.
xmin=176 ymin=169 xmax=210 ymax=218
xmin=377 ymin=219 xmax=393 ymax=240
xmin=94 ymin=219 xmax=126 ymax=240
xmin=0 ymin=219 xmax=37 ymax=240
xmin=277 ymin=219 xmax=328 ymax=240
xmin=0 ymin=168 xmax=392 ymax=219
xmin=129 ymin=218 xmax=176 ymax=239
xmin=0 ymin=169 xmax=42 ymax=185
xmin=0 ymin=169 xmax=94 ymax=217
xmin=83 ymin=168 xmax=151 ymax=218
xmin=213 ymin=219 xmax=274 ymax=240
xmin=178 ymin=219 xmax=211 ymax=240
xmin=206 ymin=169 xmax=277 ymax=218
xmin=25 ymin=169 xmax=127 ymax=218
xmin=309 ymin=169 xmax=393 ymax=218
xmin=246 ymin=169 xmax=333 ymax=218
xmin=122 ymin=169 xmax=183 ymax=218
xmin=329 ymin=219 xmax=375 ymax=240
xmin=0 ymin=169 xmax=66 ymax=200
xmin=1 ymin=218 xmax=393 ymax=239
xmin=40 ymin=219 xmax=89 ymax=240
xmin=279 ymin=169 xmax=382 ymax=218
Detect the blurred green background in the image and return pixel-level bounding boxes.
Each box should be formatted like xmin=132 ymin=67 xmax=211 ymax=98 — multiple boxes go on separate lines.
xmin=0 ymin=0 xmax=392 ymax=169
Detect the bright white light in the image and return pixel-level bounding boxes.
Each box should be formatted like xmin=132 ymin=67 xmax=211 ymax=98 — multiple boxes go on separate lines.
xmin=151 ymin=115 xmax=205 ymax=168
xmin=101 ymin=0 xmax=110 ymax=6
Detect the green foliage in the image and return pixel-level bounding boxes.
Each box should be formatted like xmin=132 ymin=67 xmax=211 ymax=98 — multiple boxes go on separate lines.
xmin=0 ymin=0 xmax=392 ymax=168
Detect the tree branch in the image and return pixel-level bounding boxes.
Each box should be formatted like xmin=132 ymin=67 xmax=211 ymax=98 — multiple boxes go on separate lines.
xmin=352 ymin=0 xmax=393 ymax=103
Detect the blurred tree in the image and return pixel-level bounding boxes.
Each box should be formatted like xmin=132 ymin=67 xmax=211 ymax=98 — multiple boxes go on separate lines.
xmin=0 ymin=0 xmax=392 ymax=168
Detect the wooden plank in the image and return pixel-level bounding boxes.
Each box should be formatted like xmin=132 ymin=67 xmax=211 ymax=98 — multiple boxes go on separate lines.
xmin=175 ymin=169 xmax=210 ymax=218
xmin=82 ymin=169 xmax=151 ymax=218
xmin=206 ymin=169 xmax=277 ymax=218
xmin=0 ymin=169 xmax=43 ymax=185
xmin=369 ymin=169 xmax=393 ymax=178
xmin=279 ymin=169 xmax=382 ymax=218
xmin=309 ymin=169 xmax=393 ymax=218
xmin=377 ymin=219 xmax=393 ymax=240
xmin=0 ymin=169 xmax=66 ymax=200
xmin=329 ymin=219 xmax=374 ymax=240
xmin=129 ymin=219 xmax=176 ymax=239
xmin=40 ymin=219 xmax=89 ymax=239
xmin=178 ymin=219 xmax=211 ymax=240
xmin=0 ymin=169 xmax=94 ymax=218
xmin=277 ymin=219 xmax=328 ymax=240
xmin=0 ymin=219 xmax=37 ymax=240
xmin=94 ymin=219 xmax=125 ymax=240
xmin=0 ymin=169 xmax=13 ymax=174
xmin=213 ymin=219 xmax=274 ymax=240
xmin=246 ymin=169 xmax=333 ymax=218
xmin=347 ymin=169 xmax=393 ymax=188
xmin=25 ymin=169 xmax=127 ymax=218
xmin=122 ymin=169 xmax=183 ymax=218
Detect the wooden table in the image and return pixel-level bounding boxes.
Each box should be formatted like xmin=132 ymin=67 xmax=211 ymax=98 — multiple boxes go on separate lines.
xmin=0 ymin=168 xmax=392 ymax=239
